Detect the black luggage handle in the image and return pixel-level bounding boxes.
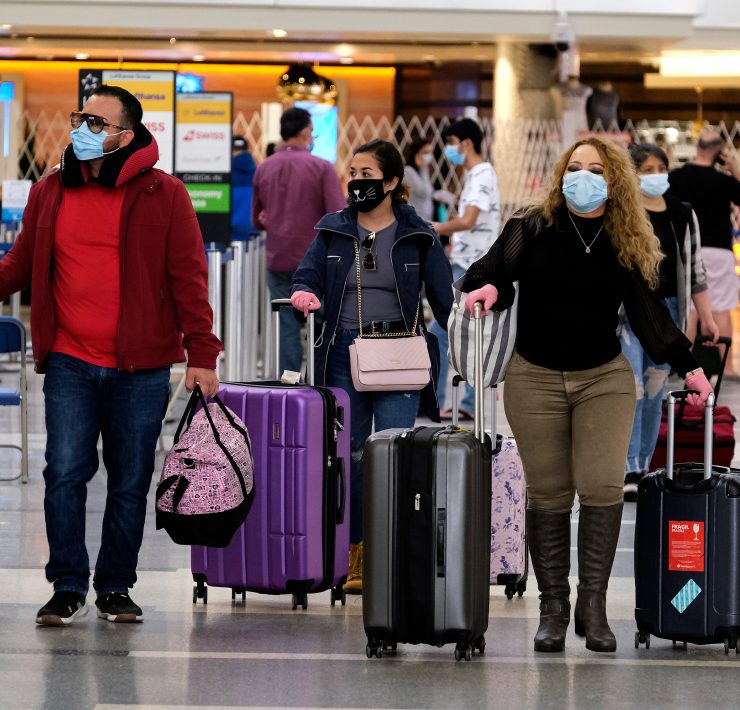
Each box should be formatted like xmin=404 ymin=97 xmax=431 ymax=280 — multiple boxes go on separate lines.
xmin=336 ymin=457 xmax=346 ymax=525
xmin=694 ymin=335 xmax=731 ymax=401
xmin=666 ymin=390 xmax=715 ymax=480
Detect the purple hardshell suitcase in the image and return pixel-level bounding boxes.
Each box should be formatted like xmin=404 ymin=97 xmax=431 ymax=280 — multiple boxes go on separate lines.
xmin=452 ymin=378 xmax=528 ymax=599
xmin=191 ymin=302 xmax=351 ymax=609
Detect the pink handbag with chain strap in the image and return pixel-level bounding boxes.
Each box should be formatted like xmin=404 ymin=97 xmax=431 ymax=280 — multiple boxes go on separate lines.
xmin=348 ymin=239 xmax=431 ymax=392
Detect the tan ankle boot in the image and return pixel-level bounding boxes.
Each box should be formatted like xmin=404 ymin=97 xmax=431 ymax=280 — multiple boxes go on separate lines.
xmin=344 ymin=543 xmax=363 ymax=594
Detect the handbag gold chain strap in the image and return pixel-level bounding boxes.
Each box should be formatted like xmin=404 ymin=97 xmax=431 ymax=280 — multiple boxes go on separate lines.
xmin=353 ymin=238 xmax=420 ymax=340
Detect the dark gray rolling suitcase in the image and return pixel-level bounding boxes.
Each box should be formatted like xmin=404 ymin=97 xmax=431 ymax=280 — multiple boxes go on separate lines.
xmin=634 ymin=390 xmax=740 ymax=652
xmin=363 ymin=305 xmax=492 ymax=661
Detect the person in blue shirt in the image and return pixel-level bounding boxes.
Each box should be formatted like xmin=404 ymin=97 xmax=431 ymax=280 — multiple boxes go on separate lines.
xmin=231 ymin=135 xmax=257 ymax=240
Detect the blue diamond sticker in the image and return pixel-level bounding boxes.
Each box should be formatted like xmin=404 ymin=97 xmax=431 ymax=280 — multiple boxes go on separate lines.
xmin=671 ymin=579 xmax=701 ymax=613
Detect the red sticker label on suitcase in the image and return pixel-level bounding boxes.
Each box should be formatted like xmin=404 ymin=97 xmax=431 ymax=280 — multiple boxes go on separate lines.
xmin=668 ymin=521 xmax=704 ymax=572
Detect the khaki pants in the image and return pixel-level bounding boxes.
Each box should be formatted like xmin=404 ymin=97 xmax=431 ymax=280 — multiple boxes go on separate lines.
xmin=503 ymin=352 xmax=636 ymax=512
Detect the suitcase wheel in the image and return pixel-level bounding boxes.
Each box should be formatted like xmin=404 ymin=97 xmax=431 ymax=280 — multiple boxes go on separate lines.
xmin=473 ymin=637 xmax=486 ymax=655
xmin=504 ymin=584 xmax=515 ymax=600
xmin=454 ymin=642 xmax=473 ymax=662
xmin=231 ymin=588 xmax=246 ymax=603
xmin=291 ymin=592 xmax=308 ymax=611
xmin=635 ymin=631 xmax=650 ymax=649
xmin=382 ymin=640 xmax=397 ymax=654
xmin=330 ymin=586 xmax=346 ymax=607
xmin=366 ymin=641 xmax=383 ymax=659
xmin=516 ymin=580 xmax=526 ymax=597
xmin=724 ymin=638 xmax=733 ymax=655
xmin=192 ymin=581 xmax=208 ymax=605
xmin=672 ymin=640 xmax=688 ymax=650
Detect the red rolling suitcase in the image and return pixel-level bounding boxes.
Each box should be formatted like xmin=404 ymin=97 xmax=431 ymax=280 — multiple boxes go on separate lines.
xmin=635 ymin=390 xmax=740 ymax=652
xmin=650 ymin=336 xmax=736 ymax=469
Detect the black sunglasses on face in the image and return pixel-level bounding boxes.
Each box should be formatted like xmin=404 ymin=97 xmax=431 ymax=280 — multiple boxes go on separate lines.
xmin=70 ymin=111 xmax=127 ymax=134
xmin=362 ymin=232 xmax=376 ymax=271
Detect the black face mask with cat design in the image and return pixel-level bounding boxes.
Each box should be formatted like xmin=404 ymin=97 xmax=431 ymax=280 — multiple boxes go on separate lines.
xmin=348 ymin=178 xmax=390 ymax=213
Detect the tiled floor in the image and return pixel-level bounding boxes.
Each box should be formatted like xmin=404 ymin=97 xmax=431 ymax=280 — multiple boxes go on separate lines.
xmin=2 ymin=329 xmax=740 ymax=710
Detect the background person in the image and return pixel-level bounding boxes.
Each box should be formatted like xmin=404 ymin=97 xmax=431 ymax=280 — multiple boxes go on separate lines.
xmin=668 ymin=129 xmax=740 ymax=376
xmin=291 ymin=139 xmax=453 ymax=594
xmin=0 ymin=85 xmax=221 ymax=627
xmin=230 ymin=134 xmax=257 ymax=240
xmin=430 ymin=117 xmax=500 ymax=420
xmin=403 ymin=135 xmax=434 ymax=221
xmin=252 ymin=107 xmax=345 ymax=374
xmin=463 ymin=137 xmax=712 ymax=654
xmin=621 ymin=143 xmax=718 ymax=500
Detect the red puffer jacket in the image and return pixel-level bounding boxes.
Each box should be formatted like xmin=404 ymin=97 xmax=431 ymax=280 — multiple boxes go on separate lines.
xmin=0 ymin=137 xmax=221 ymax=373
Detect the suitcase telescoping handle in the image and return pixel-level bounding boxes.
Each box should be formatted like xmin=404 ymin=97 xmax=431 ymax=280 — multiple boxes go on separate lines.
xmin=666 ymin=389 xmax=715 ymax=480
xmin=450 ymin=302 xmax=486 ymax=443
xmin=451 ymin=375 xmax=496 ymax=442
xmin=271 ymin=298 xmax=315 ymax=386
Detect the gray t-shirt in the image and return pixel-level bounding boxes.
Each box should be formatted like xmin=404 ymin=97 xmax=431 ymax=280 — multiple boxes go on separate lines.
xmin=339 ymin=221 xmax=404 ymax=328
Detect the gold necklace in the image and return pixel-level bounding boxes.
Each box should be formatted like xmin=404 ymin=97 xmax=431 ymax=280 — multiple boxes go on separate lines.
xmin=567 ymin=211 xmax=604 ymax=254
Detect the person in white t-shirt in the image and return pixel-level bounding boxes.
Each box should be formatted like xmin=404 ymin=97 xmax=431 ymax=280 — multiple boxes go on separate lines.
xmin=430 ymin=118 xmax=501 ymax=419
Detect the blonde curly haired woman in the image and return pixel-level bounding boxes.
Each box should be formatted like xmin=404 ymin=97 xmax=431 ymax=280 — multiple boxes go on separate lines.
xmin=462 ymin=138 xmax=713 ymax=654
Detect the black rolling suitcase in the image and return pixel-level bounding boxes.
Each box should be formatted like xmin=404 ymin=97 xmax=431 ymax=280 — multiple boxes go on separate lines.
xmin=362 ymin=305 xmax=492 ymax=662
xmin=634 ymin=390 xmax=740 ymax=653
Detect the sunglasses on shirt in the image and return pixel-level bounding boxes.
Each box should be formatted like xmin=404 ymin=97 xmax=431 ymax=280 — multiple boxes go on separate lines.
xmin=362 ymin=232 xmax=376 ymax=271
xmin=70 ymin=111 xmax=128 ymax=135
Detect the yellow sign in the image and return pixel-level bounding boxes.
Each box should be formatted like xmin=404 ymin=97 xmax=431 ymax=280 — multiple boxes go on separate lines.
xmin=176 ymin=98 xmax=231 ymax=125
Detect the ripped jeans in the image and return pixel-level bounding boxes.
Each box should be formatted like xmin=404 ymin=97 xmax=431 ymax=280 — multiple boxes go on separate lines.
xmin=326 ymin=326 xmax=421 ymax=544
xmin=620 ymin=296 xmax=680 ymax=473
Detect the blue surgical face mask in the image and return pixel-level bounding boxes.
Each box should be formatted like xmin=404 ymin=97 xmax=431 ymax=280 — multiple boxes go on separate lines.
xmin=562 ymin=170 xmax=609 ymax=213
xmin=70 ymin=121 xmax=123 ymax=161
xmin=639 ymin=172 xmax=670 ymax=198
xmin=444 ymin=144 xmax=465 ymax=167
xmin=422 ymin=153 xmax=433 ymax=165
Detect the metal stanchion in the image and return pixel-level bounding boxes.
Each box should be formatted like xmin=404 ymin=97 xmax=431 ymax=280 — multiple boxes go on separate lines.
xmin=206 ymin=243 xmax=223 ymax=356
xmin=259 ymin=234 xmax=273 ymax=380
xmin=224 ymin=243 xmax=240 ymax=381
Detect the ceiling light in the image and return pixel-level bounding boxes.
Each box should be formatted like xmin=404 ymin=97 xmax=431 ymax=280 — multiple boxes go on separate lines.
xmin=336 ymin=43 xmax=352 ymax=57
xmin=75 ymin=53 xmax=89 ymax=60
xmin=169 ymin=37 xmax=177 ymax=44
xmin=660 ymin=52 xmax=740 ymax=77
xmin=1 ymin=24 xmax=11 ymax=30
xmin=192 ymin=55 xmax=206 ymax=62
xmin=271 ymin=29 xmax=288 ymax=38
xmin=339 ymin=57 xmax=354 ymax=65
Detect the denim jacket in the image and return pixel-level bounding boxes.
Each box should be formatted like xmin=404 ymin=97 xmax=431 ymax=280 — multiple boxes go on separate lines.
xmin=292 ymin=202 xmax=453 ymax=420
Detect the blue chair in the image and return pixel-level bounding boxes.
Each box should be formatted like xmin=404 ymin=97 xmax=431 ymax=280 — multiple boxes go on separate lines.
xmin=0 ymin=317 xmax=28 ymax=483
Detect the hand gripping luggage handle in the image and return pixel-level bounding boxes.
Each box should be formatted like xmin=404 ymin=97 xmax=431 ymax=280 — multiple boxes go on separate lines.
xmin=271 ymin=298 xmax=315 ymax=385
xmin=695 ymin=334 xmax=731 ymax=400
xmin=666 ymin=390 xmax=715 ymax=480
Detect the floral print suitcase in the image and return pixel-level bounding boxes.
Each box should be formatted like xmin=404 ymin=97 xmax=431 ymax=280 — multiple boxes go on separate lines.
xmin=490 ymin=438 xmax=527 ymax=598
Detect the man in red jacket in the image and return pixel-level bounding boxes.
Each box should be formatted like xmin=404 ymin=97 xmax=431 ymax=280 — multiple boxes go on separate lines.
xmin=0 ymin=85 xmax=221 ymax=626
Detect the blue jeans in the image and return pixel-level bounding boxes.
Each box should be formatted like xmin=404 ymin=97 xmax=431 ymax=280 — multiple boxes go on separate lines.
xmin=429 ymin=262 xmax=474 ymax=414
xmin=620 ymin=297 xmax=679 ymax=473
xmin=268 ymin=269 xmax=304 ymax=375
xmin=42 ymin=353 xmax=170 ymax=596
xmin=326 ymin=327 xmax=421 ymax=544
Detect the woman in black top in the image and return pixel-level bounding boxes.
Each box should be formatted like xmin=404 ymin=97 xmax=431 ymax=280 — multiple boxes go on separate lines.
xmin=462 ymin=137 xmax=713 ymax=654
xmin=621 ymin=143 xmax=719 ymax=500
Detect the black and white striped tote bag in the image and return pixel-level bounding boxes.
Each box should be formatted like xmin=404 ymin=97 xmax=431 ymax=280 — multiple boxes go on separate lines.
xmin=447 ymin=275 xmax=519 ymax=387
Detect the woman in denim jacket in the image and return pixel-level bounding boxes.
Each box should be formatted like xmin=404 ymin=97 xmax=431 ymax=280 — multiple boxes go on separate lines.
xmin=291 ymin=139 xmax=453 ymax=594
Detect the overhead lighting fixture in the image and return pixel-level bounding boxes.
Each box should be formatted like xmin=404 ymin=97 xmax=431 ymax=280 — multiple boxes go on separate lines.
xmin=169 ymin=37 xmax=177 ymax=44
xmin=660 ymin=52 xmax=740 ymax=77
xmin=75 ymin=53 xmax=89 ymax=60
xmin=0 ymin=24 xmax=11 ymax=30
xmin=339 ymin=57 xmax=354 ymax=65
xmin=192 ymin=55 xmax=206 ymax=62
xmin=271 ymin=29 xmax=288 ymax=38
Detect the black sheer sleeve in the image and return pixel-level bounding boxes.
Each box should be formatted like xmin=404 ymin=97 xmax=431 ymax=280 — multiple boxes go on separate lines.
xmin=461 ymin=215 xmax=526 ymax=311
xmin=621 ymin=267 xmax=699 ymax=378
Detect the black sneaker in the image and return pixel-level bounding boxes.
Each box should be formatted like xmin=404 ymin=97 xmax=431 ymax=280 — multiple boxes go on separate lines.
xmin=623 ymin=472 xmax=644 ymax=502
xmin=95 ymin=593 xmax=143 ymax=623
xmin=36 ymin=591 xmax=87 ymax=626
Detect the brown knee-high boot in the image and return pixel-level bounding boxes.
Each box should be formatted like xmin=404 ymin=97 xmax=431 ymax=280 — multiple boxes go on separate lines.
xmin=526 ymin=508 xmax=571 ymax=652
xmin=574 ymin=503 xmax=623 ymax=652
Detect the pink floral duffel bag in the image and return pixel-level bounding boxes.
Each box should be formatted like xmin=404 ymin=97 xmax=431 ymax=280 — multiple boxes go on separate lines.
xmin=156 ymin=386 xmax=254 ymax=547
